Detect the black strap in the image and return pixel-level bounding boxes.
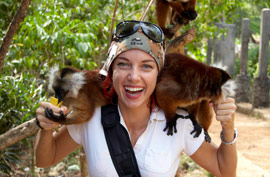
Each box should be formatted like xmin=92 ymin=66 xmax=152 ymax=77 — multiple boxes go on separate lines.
xmin=101 ymin=104 xmax=141 ymax=177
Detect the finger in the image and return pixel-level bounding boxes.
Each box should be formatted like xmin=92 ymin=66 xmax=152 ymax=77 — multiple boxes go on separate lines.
xmin=37 ymin=116 xmax=59 ymax=128
xmin=209 ymin=101 xmax=214 ymax=107
xmin=40 ymin=121 xmax=59 ymax=130
xmin=215 ymin=102 xmax=237 ymax=111
xmin=37 ymin=115 xmax=59 ymax=129
xmin=39 ymin=102 xmax=62 ymax=112
xmin=215 ymin=97 xmax=235 ymax=105
xmin=215 ymin=109 xmax=235 ymax=116
xmin=36 ymin=107 xmax=63 ymax=121
xmin=37 ymin=114 xmax=59 ymax=125
xmin=222 ymin=97 xmax=235 ymax=103
xmin=216 ymin=115 xmax=233 ymax=121
xmin=37 ymin=102 xmax=67 ymax=116
xmin=60 ymin=106 xmax=68 ymax=115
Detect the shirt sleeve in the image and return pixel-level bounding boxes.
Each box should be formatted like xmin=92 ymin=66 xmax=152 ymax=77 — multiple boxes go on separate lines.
xmin=182 ymin=118 xmax=205 ymax=156
xmin=67 ymin=124 xmax=83 ymax=145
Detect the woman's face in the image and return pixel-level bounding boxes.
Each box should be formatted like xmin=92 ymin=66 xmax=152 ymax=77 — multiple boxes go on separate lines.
xmin=112 ymin=49 xmax=159 ymax=110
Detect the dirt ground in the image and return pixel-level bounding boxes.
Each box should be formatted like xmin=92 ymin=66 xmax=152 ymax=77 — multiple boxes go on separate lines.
xmin=181 ymin=111 xmax=270 ymax=177
xmin=208 ymin=112 xmax=270 ymax=177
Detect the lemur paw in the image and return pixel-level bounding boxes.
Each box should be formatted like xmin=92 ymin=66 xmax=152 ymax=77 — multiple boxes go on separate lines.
xmin=163 ymin=114 xmax=179 ymax=136
xmin=204 ymin=131 xmax=212 ymax=143
xmin=45 ymin=107 xmax=66 ymax=123
xmin=190 ymin=123 xmax=203 ymax=138
xmin=181 ymin=10 xmax=197 ymax=21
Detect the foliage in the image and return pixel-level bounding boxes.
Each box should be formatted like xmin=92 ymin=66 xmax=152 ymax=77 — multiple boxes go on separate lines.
xmin=179 ymin=0 xmax=269 ymax=62
xmin=0 ymin=0 xmax=21 ymax=38
xmin=248 ymin=44 xmax=259 ymax=78
xmin=0 ymin=71 xmax=45 ymax=175
xmin=0 ymin=146 xmax=21 ymax=175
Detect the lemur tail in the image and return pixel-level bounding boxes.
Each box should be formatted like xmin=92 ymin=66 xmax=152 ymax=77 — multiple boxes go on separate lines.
xmin=222 ymin=80 xmax=237 ymax=100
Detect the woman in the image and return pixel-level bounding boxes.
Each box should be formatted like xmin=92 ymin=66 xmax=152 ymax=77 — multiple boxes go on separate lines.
xmin=35 ymin=20 xmax=237 ymax=177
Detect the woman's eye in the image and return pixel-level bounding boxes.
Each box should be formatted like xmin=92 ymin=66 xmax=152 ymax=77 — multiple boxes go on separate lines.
xmin=117 ymin=62 xmax=129 ymax=67
xmin=142 ymin=64 xmax=153 ymax=69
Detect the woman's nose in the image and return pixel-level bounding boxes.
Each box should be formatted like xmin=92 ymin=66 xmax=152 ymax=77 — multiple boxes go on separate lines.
xmin=128 ymin=68 xmax=140 ymax=82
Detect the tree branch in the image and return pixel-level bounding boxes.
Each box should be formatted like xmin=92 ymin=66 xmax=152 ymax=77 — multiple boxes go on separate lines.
xmin=0 ymin=0 xmax=32 ymax=70
xmin=166 ymin=28 xmax=196 ymax=54
xmin=0 ymin=118 xmax=39 ymax=151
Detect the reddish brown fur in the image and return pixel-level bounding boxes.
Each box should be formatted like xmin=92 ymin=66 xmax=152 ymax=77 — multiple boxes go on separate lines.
xmin=156 ymin=53 xmax=231 ymax=131
xmin=166 ymin=28 xmax=196 ymax=54
xmin=52 ymin=68 xmax=108 ymax=125
xmin=155 ymin=0 xmax=197 ymax=39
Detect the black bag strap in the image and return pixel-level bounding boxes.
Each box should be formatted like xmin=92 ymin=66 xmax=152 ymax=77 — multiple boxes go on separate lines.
xmin=101 ymin=104 xmax=141 ymax=177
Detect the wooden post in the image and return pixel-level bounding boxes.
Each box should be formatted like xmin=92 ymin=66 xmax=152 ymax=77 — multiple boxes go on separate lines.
xmin=213 ymin=35 xmax=221 ymax=63
xmin=235 ymin=18 xmax=251 ymax=103
xmin=206 ymin=38 xmax=212 ymax=64
xmin=252 ymin=9 xmax=270 ymax=108
xmin=222 ymin=24 xmax=236 ymax=76
xmin=214 ymin=23 xmax=236 ymax=76
xmin=240 ymin=18 xmax=250 ymax=75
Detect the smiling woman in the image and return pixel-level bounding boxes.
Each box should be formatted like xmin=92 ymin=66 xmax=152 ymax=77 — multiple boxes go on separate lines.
xmin=111 ymin=49 xmax=158 ymax=111
xmin=35 ymin=20 xmax=237 ymax=177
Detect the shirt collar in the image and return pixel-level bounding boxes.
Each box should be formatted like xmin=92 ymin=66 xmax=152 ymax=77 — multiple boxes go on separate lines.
xmin=117 ymin=105 xmax=166 ymax=127
xmin=150 ymin=107 xmax=165 ymax=122
xmin=151 ymin=107 xmax=189 ymax=122
xmin=117 ymin=106 xmax=189 ymax=125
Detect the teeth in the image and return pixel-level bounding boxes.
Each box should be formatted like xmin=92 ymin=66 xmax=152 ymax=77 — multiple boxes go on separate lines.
xmin=125 ymin=87 xmax=143 ymax=92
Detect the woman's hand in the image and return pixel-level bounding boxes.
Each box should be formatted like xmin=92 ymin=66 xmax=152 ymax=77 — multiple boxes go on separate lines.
xmin=212 ymin=97 xmax=237 ymax=130
xmin=36 ymin=102 xmax=67 ymax=130
xmin=210 ymin=97 xmax=237 ymax=143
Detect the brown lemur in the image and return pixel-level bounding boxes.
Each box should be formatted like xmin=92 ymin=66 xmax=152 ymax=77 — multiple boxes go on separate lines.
xmin=45 ymin=66 xmax=108 ymax=125
xmin=155 ymin=0 xmax=198 ymax=39
xmin=156 ymin=53 xmax=236 ymax=142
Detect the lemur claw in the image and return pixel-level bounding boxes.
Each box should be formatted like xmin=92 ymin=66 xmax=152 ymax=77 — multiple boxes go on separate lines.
xmin=163 ymin=120 xmax=177 ymax=136
xmin=204 ymin=131 xmax=212 ymax=143
xmin=45 ymin=107 xmax=66 ymax=122
xmin=164 ymin=114 xmax=181 ymax=136
xmin=190 ymin=123 xmax=202 ymax=138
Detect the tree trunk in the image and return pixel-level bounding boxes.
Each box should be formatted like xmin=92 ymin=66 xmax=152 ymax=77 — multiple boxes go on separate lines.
xmin=0 ymin=0 xmax=32 ymax=70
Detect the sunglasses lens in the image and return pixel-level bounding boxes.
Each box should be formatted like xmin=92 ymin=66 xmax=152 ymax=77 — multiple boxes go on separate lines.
xmin=115 ymin=21 xmax=137 ymax=38
xmin=141 ymin=23 xmax=163 ymax=42
xmin=115 ymin=21 xmax=164 ymax=43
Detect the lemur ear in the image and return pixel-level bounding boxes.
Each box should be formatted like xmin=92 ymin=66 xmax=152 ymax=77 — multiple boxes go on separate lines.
xmin=218 ymin=68 xmax=231 ymax=85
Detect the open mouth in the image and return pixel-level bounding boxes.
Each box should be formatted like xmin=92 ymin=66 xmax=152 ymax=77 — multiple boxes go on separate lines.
xmin=124 ymin=86 xmax=144 ymax=98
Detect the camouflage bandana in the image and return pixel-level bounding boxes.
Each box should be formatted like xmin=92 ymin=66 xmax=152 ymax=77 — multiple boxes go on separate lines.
xmin=99 ymin=29 xmax=165 ymax=76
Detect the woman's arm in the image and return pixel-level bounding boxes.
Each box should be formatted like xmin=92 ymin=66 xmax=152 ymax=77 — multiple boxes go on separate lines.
xmin=35 ymin=102 xmax=80 ymax=168
xmin=190 ymin=98 xmax=237 ymax=177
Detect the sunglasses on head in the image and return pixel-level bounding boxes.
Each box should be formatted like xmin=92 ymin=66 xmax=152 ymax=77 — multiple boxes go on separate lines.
xmin=113 ymin=20 xmax=165 ymax=43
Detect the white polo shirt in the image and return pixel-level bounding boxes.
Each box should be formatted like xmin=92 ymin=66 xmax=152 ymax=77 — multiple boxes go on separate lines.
xmin=67 ymin=106 xmax=204 ymax=177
